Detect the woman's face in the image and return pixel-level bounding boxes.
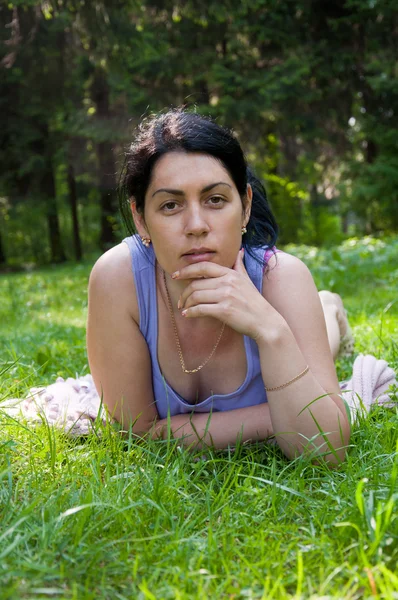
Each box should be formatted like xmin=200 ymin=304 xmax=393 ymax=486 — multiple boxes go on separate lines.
xmin=132 ymin=151 xmax=252 ymax=276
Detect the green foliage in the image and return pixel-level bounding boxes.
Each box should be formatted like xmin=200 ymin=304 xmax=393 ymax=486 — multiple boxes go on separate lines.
xmin=0 ymin=1 xmax=397 ymax=265
xmin=2 ymin=195 xmax=103 ymax=266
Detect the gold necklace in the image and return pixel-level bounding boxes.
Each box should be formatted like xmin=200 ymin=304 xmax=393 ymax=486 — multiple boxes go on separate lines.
xmin=162 ymin=270 xmax=225 ymax=374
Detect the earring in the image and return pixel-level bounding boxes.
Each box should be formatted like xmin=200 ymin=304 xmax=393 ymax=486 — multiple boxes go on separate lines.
xmin=241 ymin=226 xmax=247 ymax=235
xmin=141 ymin=237 xmax=151 ymax=248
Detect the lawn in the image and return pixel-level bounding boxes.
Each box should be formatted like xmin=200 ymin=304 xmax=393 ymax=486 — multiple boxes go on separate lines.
xmin=0 ymin=236 xmax=397 ymax=599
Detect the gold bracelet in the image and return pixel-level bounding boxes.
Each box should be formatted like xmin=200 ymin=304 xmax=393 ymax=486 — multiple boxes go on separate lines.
xmin=266 ymin=365 xmax=310 ymax=392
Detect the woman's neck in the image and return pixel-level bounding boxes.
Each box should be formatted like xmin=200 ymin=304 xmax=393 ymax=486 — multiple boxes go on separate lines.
xmin=156 ymin=263 xmax=222 ymax=332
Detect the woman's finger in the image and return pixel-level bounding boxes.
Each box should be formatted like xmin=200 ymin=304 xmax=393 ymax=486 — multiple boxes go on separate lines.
xmin=182 ymin=288 xmax=225 ymax=310
xmin=233 ymin=248 xmax=247 ymax=274
xmin=181 ymin=303 xmax=225 ymax=320
xmin=172 ymin=261 xmax=228 ymax=281
xmin=179 ymin=277 xmax=222 ymax=308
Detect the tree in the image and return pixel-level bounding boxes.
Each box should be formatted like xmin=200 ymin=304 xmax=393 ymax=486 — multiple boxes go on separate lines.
xmin=1 ymin=0 xmax=397 ymax=265
xmin=0 ymin=3 xmax=67 ymax=262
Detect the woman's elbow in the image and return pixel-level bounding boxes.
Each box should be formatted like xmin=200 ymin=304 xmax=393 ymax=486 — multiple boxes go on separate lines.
xmin=277 ymin=417 xmax=351 ymax=465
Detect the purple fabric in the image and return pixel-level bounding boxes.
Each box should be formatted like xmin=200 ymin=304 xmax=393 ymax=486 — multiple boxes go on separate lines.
xmin=123 ymin=235 xmax=278 ymax=419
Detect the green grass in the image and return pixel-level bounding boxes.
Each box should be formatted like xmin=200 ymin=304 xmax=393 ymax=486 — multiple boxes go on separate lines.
xmin=0 ymin=236 xmax=397 ymax=599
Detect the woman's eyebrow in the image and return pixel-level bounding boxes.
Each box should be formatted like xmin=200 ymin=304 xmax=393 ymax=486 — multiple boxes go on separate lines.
xmin=152 ymin=181 xmax=232 ymax=197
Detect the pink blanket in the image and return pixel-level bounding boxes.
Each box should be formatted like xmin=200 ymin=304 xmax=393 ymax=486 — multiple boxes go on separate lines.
xmin=1 ymin=354 xmax=396 ymax=435
xmin=339 ymin=354 xmax=396 ymax=418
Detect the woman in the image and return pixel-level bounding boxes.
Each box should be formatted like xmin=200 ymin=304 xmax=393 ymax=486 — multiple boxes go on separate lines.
xmin=86 ymin=109 xmax=351 ymax=463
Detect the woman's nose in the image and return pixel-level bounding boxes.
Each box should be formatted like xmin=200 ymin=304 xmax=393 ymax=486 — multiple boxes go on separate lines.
xmin=184 ymin=206 xmax=210 ymax=236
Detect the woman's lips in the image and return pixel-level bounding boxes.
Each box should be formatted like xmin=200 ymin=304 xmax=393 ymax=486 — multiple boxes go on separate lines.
xmin=182 ymin=251 xmax=216 ymax=263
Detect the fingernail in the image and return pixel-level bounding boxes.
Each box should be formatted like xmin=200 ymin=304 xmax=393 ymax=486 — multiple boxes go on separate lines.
xmin=181 ymin=309 xmax=188 ymax=317
xmin=177 ymin=298 xmax=181 ymax=310
xmin=172 ymin=271 xmax=179 ymax=279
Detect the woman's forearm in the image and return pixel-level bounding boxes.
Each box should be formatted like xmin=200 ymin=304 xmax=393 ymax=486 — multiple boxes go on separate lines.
xmin=256 ymin=324 xmax=350 ymax=463
xmin=150 ymin=403 xmax=273 ymax=449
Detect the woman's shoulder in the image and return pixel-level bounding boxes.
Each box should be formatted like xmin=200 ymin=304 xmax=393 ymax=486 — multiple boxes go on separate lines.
xmin=89 ymin=241 xmax=139 ymax=322
xmin=263 ymin=249 xmax=314 ymax=294
xmin=266 ymin=248 xmax=309 ymax=271
xmin=90 ymin=241 xmax=131 ymax=281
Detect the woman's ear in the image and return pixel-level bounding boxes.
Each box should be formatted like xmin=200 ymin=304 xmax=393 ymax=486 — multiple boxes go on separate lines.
xmin=130 ymin=199 xmax=150 ymax=238
xmin=243 ymin=184 xmax=253 ymax=227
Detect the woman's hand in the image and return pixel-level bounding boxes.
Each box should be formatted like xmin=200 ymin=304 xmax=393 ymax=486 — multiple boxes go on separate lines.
xmin=174 ymin=249 xmax=287 ymax=341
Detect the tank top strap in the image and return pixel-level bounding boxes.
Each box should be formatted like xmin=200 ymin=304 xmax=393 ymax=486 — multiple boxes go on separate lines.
xmin=243 ymin=245 xmax=277 ymax=293
xmin=123 ymin=235 xmax=157 ymax=340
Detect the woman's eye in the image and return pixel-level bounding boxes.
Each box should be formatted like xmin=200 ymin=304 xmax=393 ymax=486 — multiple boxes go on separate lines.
xmin=208 ymin=196 xmax=225 ymax=206
xmin=162 ymin=201 xmax=178 ymax=211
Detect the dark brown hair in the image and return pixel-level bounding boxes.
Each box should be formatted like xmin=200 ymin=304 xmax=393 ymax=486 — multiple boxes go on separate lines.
xmin=119 ymin=108 xmax=278 ymax=261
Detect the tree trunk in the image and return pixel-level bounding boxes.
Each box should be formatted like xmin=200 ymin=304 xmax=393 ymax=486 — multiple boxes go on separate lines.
xmin=310 ymin=184 xmax=321 ymax=246
xmin=91 ymin=67 xmax=117 ymax=250
xmin=67 ymin=162 xmax=83 ymax=261
xmin=278 ymin=131 xmax=303 ymax=238
xmin=341 ymin=212 xmax=349 ymax=235
xmin=0 ymin=229 xmax=6 ymax=265
xmin=97 ymin=141 xmax=117 ymax=250
xmin=42 ymin=156 xmax=66 ymax=264
xmin=365 ymin=139 xmax=377 ymax=165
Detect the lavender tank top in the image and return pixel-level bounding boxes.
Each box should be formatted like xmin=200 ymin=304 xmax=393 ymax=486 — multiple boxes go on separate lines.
xmin=123 ymin=235 xmax=277 ymax=419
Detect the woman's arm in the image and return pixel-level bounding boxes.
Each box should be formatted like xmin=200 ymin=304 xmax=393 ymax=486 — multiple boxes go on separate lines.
xmin=150 ymin=402 xmax=273 ymax=449
xmin=175 ymin=250 xmax=350 ymax=463
xmin=257 ymin=252 xmax=350 ymax=463
xmin=86 ymin=244 xmax=158 ymax=432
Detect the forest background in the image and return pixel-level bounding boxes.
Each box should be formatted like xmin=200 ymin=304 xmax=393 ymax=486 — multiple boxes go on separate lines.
xmin=0 ymin=0 xmax=397 ymax=267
